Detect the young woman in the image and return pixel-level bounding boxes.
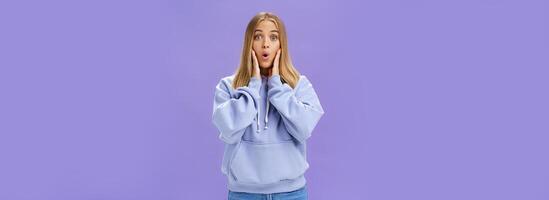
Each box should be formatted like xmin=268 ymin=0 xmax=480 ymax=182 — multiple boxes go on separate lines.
xmin=212 ymin=12 xmax=325 ymax=200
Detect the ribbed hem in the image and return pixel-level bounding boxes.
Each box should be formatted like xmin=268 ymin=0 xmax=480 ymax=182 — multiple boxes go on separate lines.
xmin=227 ymin=175 xmax=307 ymax=194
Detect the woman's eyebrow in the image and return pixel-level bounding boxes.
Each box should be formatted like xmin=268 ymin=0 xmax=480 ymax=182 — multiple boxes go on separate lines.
xmin=254 ymin=30 xmax=279 ymax=33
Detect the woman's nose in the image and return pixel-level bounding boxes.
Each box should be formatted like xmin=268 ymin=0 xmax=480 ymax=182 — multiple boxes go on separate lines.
xmin=262 ymin=41 xmax=270 ymax=48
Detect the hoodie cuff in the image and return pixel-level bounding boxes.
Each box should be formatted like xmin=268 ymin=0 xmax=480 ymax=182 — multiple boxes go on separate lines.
xmin=267 ymin=74 xmax=283 ymax=89
xmin=245 ymin=76 xmax=262 ymax=100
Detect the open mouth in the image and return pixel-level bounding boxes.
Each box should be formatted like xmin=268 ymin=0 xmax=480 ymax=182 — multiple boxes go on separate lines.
xmin=261 ymin=53 xmax=269 ymax=60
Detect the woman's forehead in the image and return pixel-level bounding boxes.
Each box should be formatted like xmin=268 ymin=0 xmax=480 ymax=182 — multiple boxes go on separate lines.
xmin=255 ymin=20 xmax=279 ymax=32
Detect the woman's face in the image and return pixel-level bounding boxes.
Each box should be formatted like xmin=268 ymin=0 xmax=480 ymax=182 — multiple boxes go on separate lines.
xmin=252 ymin=20 xmax=280 ymax=69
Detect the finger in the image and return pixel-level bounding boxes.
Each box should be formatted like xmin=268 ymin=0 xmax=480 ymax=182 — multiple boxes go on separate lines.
xmin=248 ymin=50 xmax=254 ymax=72
xmin=251 ymin=50 xmax=257 ymax=60
xmin=251 ymin=50 xmax=259 ymax=66
xmin=250 ymin=50 xmax=260 ymax=77
xmin=274 ymin=49 xmax=281 ymax=65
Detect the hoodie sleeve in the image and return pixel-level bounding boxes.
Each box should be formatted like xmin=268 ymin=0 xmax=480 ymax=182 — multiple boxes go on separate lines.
xmin=212 ymin=77 xmax=261 ymax=144
xmin=267 ymin=74 xmax=325 ymax=143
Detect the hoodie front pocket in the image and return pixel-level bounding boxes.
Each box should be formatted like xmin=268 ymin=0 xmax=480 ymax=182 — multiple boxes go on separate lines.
xmin=229 ymin=140 xmax=308 ymax=185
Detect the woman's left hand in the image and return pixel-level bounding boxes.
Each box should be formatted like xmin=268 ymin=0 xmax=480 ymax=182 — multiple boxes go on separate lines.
xmin=272 ymin=49 xmax=281 ymax=76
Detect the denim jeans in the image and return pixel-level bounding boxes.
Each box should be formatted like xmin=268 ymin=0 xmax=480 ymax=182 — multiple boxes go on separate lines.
xmin=228 ymin=186 xmax=308 ymax=200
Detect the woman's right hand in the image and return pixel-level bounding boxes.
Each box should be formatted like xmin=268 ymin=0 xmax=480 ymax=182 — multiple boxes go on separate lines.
xmin=251 ymin=50 xmax=261 ymax=79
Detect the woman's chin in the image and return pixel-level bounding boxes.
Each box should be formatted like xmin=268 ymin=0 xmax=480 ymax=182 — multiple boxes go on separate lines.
xmin=259 ymin=64 xmax=273 ymax=69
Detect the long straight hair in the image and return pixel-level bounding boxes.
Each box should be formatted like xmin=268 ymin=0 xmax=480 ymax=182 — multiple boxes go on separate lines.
xmin=232 ymin=12 xmax=300 ymax=89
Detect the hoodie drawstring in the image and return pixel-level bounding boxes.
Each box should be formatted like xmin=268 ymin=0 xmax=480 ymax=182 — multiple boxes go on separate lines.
xmin=255 ymin=89 xmax=270 ymax=133
xmin=256 ymin=100 xmax=270 ymax=133
xmin=256 ymin=109 xmax=260 ymax=133
xmin=264 ymin=101 xmax=269 ymax=130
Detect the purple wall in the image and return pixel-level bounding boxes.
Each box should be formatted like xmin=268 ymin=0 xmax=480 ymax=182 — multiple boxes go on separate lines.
xmin=1 ymin=0 xmax=548 ymax=199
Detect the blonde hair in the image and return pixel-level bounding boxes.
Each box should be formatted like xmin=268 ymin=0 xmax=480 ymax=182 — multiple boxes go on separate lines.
xmin=232 ymin=12 xmax=300 ymax=89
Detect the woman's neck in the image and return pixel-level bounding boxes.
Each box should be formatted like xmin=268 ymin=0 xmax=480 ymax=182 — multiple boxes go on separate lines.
xmin=260 ymin=68 xmax=272 ymax=77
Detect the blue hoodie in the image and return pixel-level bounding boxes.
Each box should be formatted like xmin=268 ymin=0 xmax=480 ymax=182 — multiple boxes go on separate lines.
xmin=212 ymin=74 xmax=325 ymax=194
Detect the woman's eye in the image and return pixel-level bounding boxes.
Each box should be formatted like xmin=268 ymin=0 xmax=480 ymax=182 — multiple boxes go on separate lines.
xmin=270 ymin=35 xmax=278 ymax=41
xmin=254 ymin=35 xmax=262 ymax=40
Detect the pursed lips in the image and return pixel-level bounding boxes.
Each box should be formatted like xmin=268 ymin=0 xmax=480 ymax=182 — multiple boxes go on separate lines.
xmin=261 ymin=52 xmax=270 ymax=61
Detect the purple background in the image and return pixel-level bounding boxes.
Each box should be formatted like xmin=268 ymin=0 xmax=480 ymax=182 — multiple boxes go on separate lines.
xmin=1 ymin=0 xmax=548 ymax=199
